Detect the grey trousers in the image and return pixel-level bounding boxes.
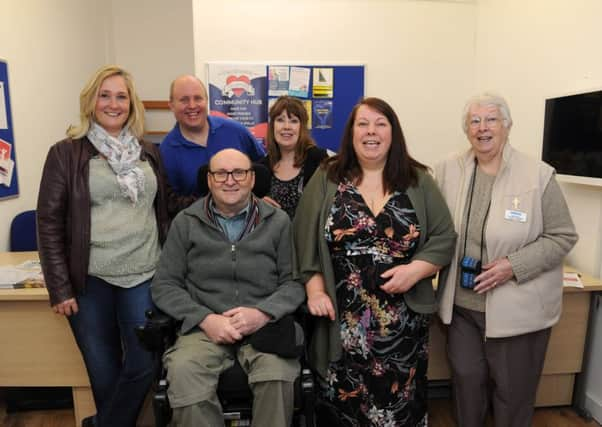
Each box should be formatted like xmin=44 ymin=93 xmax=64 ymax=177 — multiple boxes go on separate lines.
xmin=164 ymin=331 xmax=299 ymax=427
xmin=447 ymin=306 xmax=551 ymax=427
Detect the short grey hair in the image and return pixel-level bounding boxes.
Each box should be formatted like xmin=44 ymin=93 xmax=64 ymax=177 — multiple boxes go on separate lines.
xmin=461 ymin=92 xmax=513 ymax=134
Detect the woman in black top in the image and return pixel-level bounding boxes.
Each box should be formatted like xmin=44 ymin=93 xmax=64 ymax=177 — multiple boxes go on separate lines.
xmin=260 ymin=96 xmax=328 ymax=218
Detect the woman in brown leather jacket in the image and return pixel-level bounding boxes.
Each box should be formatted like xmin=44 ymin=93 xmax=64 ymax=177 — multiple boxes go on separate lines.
xmin=37 ymin=65 xmax=169 ymax=427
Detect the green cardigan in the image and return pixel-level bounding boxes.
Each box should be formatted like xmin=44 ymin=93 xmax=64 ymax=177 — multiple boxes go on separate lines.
xmin=293 ymin=167 xmax=457 ymax=377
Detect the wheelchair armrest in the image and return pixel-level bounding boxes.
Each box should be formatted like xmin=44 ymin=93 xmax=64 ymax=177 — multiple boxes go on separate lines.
xmin=135 ymin=309 xmax=178 ymax=354
xmin=153 ymin=378 xmax=173 ymax=427
xmin=300 ymin=367 xmax=315 ymax=395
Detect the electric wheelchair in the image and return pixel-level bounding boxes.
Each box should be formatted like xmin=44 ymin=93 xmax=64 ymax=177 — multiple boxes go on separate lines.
xmin=136 ymin=309 xmax=316 ymax=427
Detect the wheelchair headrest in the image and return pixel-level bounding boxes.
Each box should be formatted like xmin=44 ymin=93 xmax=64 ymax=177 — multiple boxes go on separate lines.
xmin=196 ymin=162 xmax=271 ymax=198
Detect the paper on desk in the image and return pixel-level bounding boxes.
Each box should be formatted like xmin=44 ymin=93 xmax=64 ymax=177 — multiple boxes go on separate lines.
xmin=563 ymin=272 xmax=583 ymax=288
xmin=0 ymin=262 xmax=44 ymax=288
xmin=17 ymin=259 xmax=41 ymax=270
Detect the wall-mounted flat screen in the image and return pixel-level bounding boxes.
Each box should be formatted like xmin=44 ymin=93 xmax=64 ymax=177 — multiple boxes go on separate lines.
xmin=542 ymin=90 xmax=602 ymax=183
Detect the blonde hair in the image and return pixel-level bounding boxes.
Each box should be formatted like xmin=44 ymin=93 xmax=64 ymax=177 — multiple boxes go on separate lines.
xmin=67 ymin=65 xmax=146 ymax=139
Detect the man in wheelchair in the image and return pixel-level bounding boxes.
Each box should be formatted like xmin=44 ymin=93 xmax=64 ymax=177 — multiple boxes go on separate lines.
xmin=151 ymin=148 xmax=306 ymax=427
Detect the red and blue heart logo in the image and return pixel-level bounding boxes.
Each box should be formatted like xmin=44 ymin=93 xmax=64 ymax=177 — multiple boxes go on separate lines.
xmin=222 ymin=75 xmax=255 ymax=98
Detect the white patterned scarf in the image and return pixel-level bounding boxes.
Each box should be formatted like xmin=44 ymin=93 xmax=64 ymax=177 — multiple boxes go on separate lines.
xmin=87 ymin=122 xmax=145 ymax=204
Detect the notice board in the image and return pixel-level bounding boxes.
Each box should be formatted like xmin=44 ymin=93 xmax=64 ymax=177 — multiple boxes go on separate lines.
xmin=0 ymin=59 xmax=19 ymax=200
xmin=207 ymin=63 xmax=365 ymax=152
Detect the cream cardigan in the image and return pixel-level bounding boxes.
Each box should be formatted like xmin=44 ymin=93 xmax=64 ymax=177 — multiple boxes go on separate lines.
xmin=434 ymin=144 xmax=578 ymax=337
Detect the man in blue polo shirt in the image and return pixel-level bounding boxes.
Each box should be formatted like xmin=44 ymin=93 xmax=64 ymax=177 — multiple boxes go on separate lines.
xmin=160 ymin=75 xmax=266 ymax=198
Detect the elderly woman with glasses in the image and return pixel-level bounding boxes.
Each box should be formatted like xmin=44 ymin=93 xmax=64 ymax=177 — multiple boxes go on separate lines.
xmin=434 ymin=93 xmax=578 ymax=427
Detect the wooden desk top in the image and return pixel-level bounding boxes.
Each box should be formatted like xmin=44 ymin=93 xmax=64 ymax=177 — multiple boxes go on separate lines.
xmin=563 ymin=266 xmax=602 ymax=292
xmin=1 ymin=251 xmax=601 ymax=301
xmin=0 ymin=251 xmax=39 ymax=265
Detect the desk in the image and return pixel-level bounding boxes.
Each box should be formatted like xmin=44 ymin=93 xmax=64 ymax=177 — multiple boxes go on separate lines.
xmin=0 ymin=251 xmax=95 ymax=426
xmin=427 ymin=267 xmax=602 ymax=407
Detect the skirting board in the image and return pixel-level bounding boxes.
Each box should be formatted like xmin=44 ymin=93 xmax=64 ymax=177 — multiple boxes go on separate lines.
xmin=585 ymin=392 xmax=602 ymax=424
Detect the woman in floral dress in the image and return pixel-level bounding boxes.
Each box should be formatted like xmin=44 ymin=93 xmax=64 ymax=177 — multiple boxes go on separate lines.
xmin=294 ymin=97 xmax=456 ymax=426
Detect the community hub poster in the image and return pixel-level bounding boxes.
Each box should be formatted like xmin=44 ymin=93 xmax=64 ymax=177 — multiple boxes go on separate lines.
xmin=207 ymin=64 xmax=268 ymax=147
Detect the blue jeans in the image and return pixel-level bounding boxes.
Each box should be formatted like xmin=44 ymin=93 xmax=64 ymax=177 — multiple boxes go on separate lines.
xmin=68 ymin=276 xmax=155 ymax=427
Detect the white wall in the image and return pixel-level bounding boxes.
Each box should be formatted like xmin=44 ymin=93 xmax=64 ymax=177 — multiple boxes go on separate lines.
xmin=474 ymin=0 xmax=602 ymax=420
xmin=192 ymin=0 xmax=478 ymax=165
xmin=0 ymin=0 xmax=111 ymax=251
xmin=109 ymin=0 xmax=194 ymax=100
xmin=109 ymin=0 xmax=195 ymax=133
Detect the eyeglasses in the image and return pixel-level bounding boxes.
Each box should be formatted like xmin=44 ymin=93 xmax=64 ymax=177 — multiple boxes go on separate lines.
xmin=468 ymin=116 xmax=502 ymax=129
xmin=208 ymin=168 xmax=252 ymax=183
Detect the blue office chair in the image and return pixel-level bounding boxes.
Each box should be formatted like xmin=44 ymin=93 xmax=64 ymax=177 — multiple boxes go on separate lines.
xmin=7 ymin=209 xmax=73 ymax=412
xmin=9 ymin=210 xmax=37 ymax=251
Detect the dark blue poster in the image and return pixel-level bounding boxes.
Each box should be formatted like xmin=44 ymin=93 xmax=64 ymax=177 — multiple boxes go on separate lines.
xmin=313 ymin=100 xmax=334 ymax=129
xmin=207 ymin=64 xmax=268 ymax=148
xmin=0 ymin=60 xmax=19 ymax=200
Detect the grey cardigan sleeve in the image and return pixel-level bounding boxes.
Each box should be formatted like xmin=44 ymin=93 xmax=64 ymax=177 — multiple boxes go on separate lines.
xmin=255 ymin=216 xmax=306 ymax=320
xmin=292 ymin=169 xmax=327 ymax=284
xmin=411 ymin=171 xmax=458 ymax=267
xmin=507 ymin=176 xmax=578 ymax=283
xmin=151 ymin=213 xmax=213 ymax=333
